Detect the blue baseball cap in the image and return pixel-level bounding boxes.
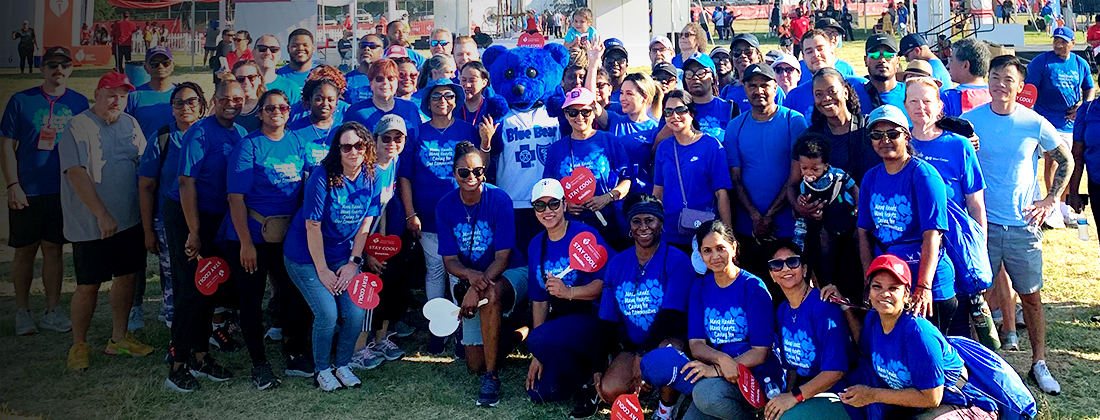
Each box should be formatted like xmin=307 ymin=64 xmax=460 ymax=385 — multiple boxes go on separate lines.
xmin=416 ymin=78 xmax=465 ymax=115
xmin=867 ymin=104 xmax=910 ymax=130
xmin=640 ymin=346 xmax=696 ymax=395
xmin=684 ymin=52 xmax=717 ymax=76
xmin=603 ymin=37 xmax=628 ymax=58
xmin=1053 ymin=26 xmax=1075 ymax=42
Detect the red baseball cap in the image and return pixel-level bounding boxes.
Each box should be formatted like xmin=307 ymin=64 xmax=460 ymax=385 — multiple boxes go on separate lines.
xmin=866 ymin=254 xmax=912 ymax=287
xmin=97 ymin=71 xmax=135 ymax=92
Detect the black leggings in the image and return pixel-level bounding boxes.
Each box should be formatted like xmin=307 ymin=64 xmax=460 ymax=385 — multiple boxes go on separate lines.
xmin=163 ymin=199 xmax=228 ymax=362
xmin=225 ymin=240 xmax=311 ymax=366
xmin=370 ymin=231 xmax=415 ymax=330
xmin=17 ymin=46 xmax=33 ymax=73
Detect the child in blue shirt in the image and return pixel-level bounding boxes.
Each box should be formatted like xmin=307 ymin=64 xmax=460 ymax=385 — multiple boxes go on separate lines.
xmin=564 ymin=8 xmax=598 ymax=48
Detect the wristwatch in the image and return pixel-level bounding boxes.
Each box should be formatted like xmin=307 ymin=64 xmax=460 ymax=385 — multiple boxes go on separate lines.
xmin=349 ymin=256 xmax=364 ymax=266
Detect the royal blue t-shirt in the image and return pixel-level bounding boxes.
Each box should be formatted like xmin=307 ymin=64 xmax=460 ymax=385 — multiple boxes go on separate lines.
xmin=436 ymin=183 xmax=518 ymax=272
xmin=287 ymin=100 xmax=349 ymax=134
xmin=912 ymin=131 xmax=985 ymax=207
xmin=606 ymin=111 xmax=659 ymax=194
xmin=346 ymin=98 xmax=423 ymax=141
xmin=344 ymin=68 xmax=373 ymax=104
xmin=689 ymin=270 xmax=784 ymax=382
xmin=940 ymin=84 xmax=990 ymax=118
xmin=399 ymin=120 xmax=479 ymax=233
xmin=857 ymin=158 xmax=955 ymax=300
xmin=0 ymin=87 xmax=88 ymax=197
xmin=527 ymin=222 xmax=613 ymax=315
xmin=867 ymin=81 xmax=907 ymax=112
xmin=860 ymin=311 xmax=997 ymax=410
xmin=653 ymin=135 xmax=734 ymax=245
xmin=125 ymin=83 xmax=176 ymax=142
xmin=284 ymin=166 xmax=377 ymax=265
xmin=136 ymin=123 xmax=184 ymax=213
xmin=276 ymin=64 xmax=315 ymax=91
xmin=724 ymin=107 xmax=808 ymax=237
xmin=777 ymin=288 xmax=852 ymax=393
xmin=599 ymin=243 xmax=695 ymax=345
xmin=656 ymin=97 xmax=737 ymax=141
xmin=226 ymin=130 xmax=308 ymax=242
xmin=286 ymin=115 xmax=345 ymax=173
xmin=1073 ymin=99 xmax=1100 ymax=181
xmin=265 ymin=75 xmax=303 ymax=105
xmin=171 ymin=116 xmax=248 ymax=214
xmin=784 ymin=75 xmax=869 ymax=122
xmin=798 ymin=59 xmax=858 ymax=85
xmin=720 ymin=85 xmax=787 ymax=113
xmin=1026 ymin=51 xmax=1095 ymax=131
xmin=543 ymin=131 xmax=631 ymax=229
xmin=927 ymin=58 xmax=953 ymax=89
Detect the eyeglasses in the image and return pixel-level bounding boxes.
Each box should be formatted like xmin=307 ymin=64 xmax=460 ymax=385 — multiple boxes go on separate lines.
xmin=730 ymin=49 xmax=753 ymax=58
xmin=430 ymin=91 xmax=457 ymax=102
xmin=767 ymin=255 xmax=802 ymax=272
xmin=649 ymin=47 xmax=670 ymax=54
xmin=44 ymin=61 xmax=73 ymax=70
xmin=654 ymin=76 xmax=675 ymax=84
xmin=261 ymin=104 xmax=291 ymax=114
xmin=429 ymin=40 xmax=450 ymax=47
xmin=236 ymin=74 xmax=260 ymax=83
xmin=171 ymin=97 xmax=202 ymax=109
xmin=664 ymin=105 xmax=690 ymax=116
xmin=256 ymin=45 xmax=280 ymax=54
xmin=455 ymin=166 xmax=486 ymax=179
xmin=360 ymin=41 xmax=381 ymax=49
xmin=148 ymin=60 xmax=172 ymax=68
xmin=340 ymin=142 xmax=367 ymax=153
xmin=236 ymin=38 xmax=249 ymax=42
xmin=217 ymin=96 xmax=246 ymax=106
xmin=684 ymin=69 xmax=712 ymax=80
xmin=532 ymin=198 xmax=563 ymax=212
xmin=564 ymin=108 xmax=594 ymax=118
xmin=867 ymin=50 xmax=897 ymax=60
xmin=380 ymin=133 xmax=405 ymax=143
xmin=595 ymin=82 xmax=611 ymax=90
xmin=869 ymin=128 xmax=906 ymax=141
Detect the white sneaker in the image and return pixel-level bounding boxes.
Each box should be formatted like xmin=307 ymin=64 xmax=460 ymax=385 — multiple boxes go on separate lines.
xmin=314 ymin=368 xmax=343 ymax=392
xmin=333 ymin=365 xmax=362 ymax=388
xmin=1029 ymin=360 xmax=1061 ymax=395
xmin=40 ymin=309 xmax=72 ymax=333
xmin=265 ymin=327 xmax=283 ymax=341
xmin=1043 ymin=210 xmax=1066 ymax=229
xmin=15 ymin=309 xmax=37 ymax=336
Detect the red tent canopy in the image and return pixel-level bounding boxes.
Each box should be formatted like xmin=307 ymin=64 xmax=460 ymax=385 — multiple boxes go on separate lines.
xmin=108 ymin=0 xmax=218 ymax=10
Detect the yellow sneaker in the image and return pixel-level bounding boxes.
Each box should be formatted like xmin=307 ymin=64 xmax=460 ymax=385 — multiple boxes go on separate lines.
xmin=105 ymin=332 xmax=154 ymax=357
xmin=68 ymin=342 xmax=90 ymax=371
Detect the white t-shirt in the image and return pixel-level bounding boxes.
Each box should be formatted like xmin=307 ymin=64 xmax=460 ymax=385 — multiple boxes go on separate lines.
xmin=494 ymin=106 xmax=560 ymax=208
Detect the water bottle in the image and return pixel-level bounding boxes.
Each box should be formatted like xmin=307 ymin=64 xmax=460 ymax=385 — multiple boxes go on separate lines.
xmin=970 ymin=294 xmax=1000 ymax=351
xmin=1078 ymin=218 xmax=1090 ymax=242
xmin=763 ymin=377 xmax=781 ymax=399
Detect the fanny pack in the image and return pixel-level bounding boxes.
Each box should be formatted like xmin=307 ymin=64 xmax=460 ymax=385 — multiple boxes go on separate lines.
xmin=248 ymin=208 xmax=293 ymax=243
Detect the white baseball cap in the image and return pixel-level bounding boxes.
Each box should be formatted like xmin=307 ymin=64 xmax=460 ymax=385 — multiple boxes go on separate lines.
xmin=650 ymin=36 xmax=673 ymax=50
xmin=531 ymin=178 xmax=565 ymax=202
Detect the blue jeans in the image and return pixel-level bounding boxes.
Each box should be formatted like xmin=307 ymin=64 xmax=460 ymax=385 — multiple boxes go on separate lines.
xmin=285 ymin=256 xmax=366 ymax=372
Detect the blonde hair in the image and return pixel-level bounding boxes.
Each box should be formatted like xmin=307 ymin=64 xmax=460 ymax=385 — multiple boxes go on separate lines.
xmin=623 ymin=73 xmax=663 ymax=120
xmin=455 ymin=35 xmax=475 ymax=46
xmin=572 ymin=8 xmax=594 ymax=24
xmin=682 ymin=22 xmax=708 ymax=53
xmin=904 ymin=77 xmax=946 ymax=120
xmin=568 ymin=46 xmax=588 ymax=68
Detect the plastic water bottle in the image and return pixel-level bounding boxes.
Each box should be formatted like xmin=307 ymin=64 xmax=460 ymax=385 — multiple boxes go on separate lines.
xmin=1078 ymin=218 xmax=1090 ymax=242
xmin=763 ymin=377 xmax=781 ymax=399
xmin=969 ymin=294 xmax=1000 ymax=351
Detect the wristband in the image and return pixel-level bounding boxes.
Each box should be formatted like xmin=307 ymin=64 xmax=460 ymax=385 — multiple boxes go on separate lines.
xmin=349 ymin=256 xmax=363 ymax=266
xmin=479 ymin=145 xmax=491 ymax=153
xmin=914 ymin=284 xmax=931 ymax=291
xmin=405 ymin=213 xmax=417 ymax=221
xmin=6 ymin=181 xmax=18 ymax=189
xmin=793 ymin=386 xmax=804 ymax=402
xmin=714 ymin=364 xmax=722 ymax=377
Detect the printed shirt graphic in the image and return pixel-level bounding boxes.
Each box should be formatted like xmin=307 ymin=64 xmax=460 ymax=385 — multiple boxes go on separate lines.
xmin=286 ymin=114 xmax=345 ymax=173
xmin=599 ymin=243 xmax=695 ymax=345
xmin=492 ymin=106 xmax=561 ymax=208
xmin=527 ymin=222 xmax=612 ymax=315
xmin=688 ymin=270 xmax=774 ymax=357
xmin=170 ymin=116 xmax=248 ymax=214
xmin=125 ymin=83 xmax=176 ymax=142
xmin=912 ymin=131 xmax=985 ymax=207
xmin=344 ymin=68 xmax=373 ymax=104
xmin=652 ymin=135 xmax=733 ymax=245
xmin=0 ymin=87 xmax=89 ymax=197
xmin=542 ymin=131 xmax=630 ymax=228
xmin=692 ymin=97 xmax=734 ymax=140
xmin=346 ymin=98 xmax=423 ymax=142
xmin=227 ymin=130 xmax=307 ymax=242
xmin=606 ymin=111 xmax=659 ymax=194
xmin=777 ymin=288 xmax=851 ymax=393
xmin=136 ymin=123 xmax=184 ymax=213
xmin=724 ymin=107 xmax=808 ymax=236
xmin=436 ymin=184 xmax=517 ymax=272
xmin=399 ymin=120 xmax=479 ymax=233
xmin=1026 ymin=51 xmax=1095 ymax=131
xmin=283 ymin=167 xmax=377 ymax=265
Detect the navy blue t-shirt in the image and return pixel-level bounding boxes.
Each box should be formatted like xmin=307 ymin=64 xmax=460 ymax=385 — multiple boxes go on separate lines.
xmin=777 ymin=288 xmax=852 ymax=393
xmin=783 ymin=75 xmax=869 ymax=123
xmin=284 ymin=166 xmax=377 ymax=265
xmin=528 ymin=222 xmax=613 ymax=316
xmin=136 ymin=123 xmax=184 ymax=213
xmin=171 ymin=116 xmax=248 ymax=214
xmin=436 ymin=183 xmax=518 ymax=272
xmin=599 ymin=242 xmax=695 ymax=345
xmin=912 ymin=131 xmax=985 ymax=208
xmin=543 ymin=131 xmax=631 ymax=229
xmin=606 ymin=111 xmax=659 ymax=194
xmin=1073 ymin=99 xmax=1100 ymax=181
xmin=226 ymin=130 xmax=308 ymax=242
xmin=399 ymin=120 xmax=479 ymax=233
xmin=125 ymin=83 xmax=176 ymax=142
xmin=0 ymin=87 xmax=88 ymax=196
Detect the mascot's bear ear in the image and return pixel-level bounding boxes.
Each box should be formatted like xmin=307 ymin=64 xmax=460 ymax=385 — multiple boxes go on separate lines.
xmin=544 ymin=43 xmax=570 ymax=70
xmin=482 ymin=45 xmax=508 ymax=68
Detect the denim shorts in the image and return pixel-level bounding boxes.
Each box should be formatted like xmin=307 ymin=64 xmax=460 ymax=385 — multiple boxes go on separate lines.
xmin=987 ymin=223 xmax=1043 ymax=295
xmin=453 ymin=266 xmax=528 ymax=346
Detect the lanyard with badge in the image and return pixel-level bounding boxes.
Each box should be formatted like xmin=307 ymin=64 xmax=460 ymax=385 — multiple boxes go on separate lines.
xmin=37 ymin=88 xmax=61 ymax=151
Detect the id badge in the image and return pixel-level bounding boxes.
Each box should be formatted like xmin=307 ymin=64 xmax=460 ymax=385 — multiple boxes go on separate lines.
xmin=37 ymin=126 xmax=57 ymax=151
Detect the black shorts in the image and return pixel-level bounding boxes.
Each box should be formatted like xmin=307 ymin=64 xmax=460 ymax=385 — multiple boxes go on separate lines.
xmin=204 ymin=46 xmax=217 ymax=52
xmin=8 ymin=194 xmax=67 ymax=248
xmin=72 ymin=224 xmax=147 ymax=285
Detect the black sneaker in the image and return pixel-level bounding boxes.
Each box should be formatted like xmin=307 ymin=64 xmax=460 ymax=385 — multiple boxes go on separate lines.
xmin=209 ymin=326 xmax=241 ymax=352
xmin=251 ymin=364 xmax=282 ymax=391
xmin=569 ymin=382 xmax=599 ymax=419
xmin=427 ymin=335 xmax=445 ymax=355
xmin=165 ymin=365 xmax=200 ymax=393
xmin=191 ymin=354 xmax=233 ymax=382
xmin=476 ymin=371 xmax=501 ymax=407
xmin=285 ymin=354 xmax=313 ymax=378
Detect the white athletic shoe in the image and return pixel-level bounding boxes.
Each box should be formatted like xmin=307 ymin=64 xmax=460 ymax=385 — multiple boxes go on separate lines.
xmin=1029 ymin=360 xmax=1061 ymax=396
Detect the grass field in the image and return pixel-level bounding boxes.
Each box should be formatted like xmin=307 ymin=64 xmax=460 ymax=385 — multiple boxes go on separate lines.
xmin=0 ymin=23 xmax=1098 ymax=420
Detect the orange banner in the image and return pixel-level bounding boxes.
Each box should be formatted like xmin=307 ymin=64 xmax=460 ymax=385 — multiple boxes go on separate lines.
xmin=43 ymin=0 xmax=75 ymax=48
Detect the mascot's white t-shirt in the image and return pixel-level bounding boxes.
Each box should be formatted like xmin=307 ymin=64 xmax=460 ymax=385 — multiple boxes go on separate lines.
xmin=495 ymin=106 xmax=560 ymax=208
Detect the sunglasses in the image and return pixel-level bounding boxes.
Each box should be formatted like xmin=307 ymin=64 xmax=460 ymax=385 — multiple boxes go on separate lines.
xmin=373 ymin=75 xmax=398 ymax=83
xmin=869 ymin=128 xmax=906 ymax=141
xmin=380 ymin=133 xmax=405 ymax=144
xmin=664 ymin=105 xmax=690 ymax=116
xmin=171 ymin=97 xmax=202 ymax=109
xmin=767 ymin=255 xmax=802 ymax=272
xmin=867 ymin=50 xmax=897 ymax=60
xmin=236 ymin=38 xmax=249 ymax=42
xmin=455 ymin=166 xmax=486 ymax=179
xmin=44 ymin=61 xmax=73 ymax=70
xmin=236 ymin=74 xmax=260 ymax=83
xmin=684 ymin=69 xmax=712 ymax=80
xmin=430 ymin=40 xmax=450 ymax=47
xmin=774 ymin=66 xmax=797 ymax=74
xmin=360 ymin=41 xmax=381 ymax=49
xmin=430 ymin=91 xmax=457 ymax=102
xmin=655 ymin=76 xmax=675 ymax=84
xmin=730 ymin=49 xmax=753 ymax=58
xmin=256 ymin=45 xmax=281 ymax=54
xmin=564 ymin=108 xmax=594 ymax=118
xmin=148 ymin=60 xmax=172 ymax=68
xmin=595 ymin=82 xmax=611 ymax=89
xmin=262 ymin=104 xmax=291 ymax=114
xmin=712 ymin=55 xmax=731 ymax=63
xmin=340 ymin=142 xmax=367 ymax=153
xmin=532 ymin=198 xmax=563 ymax=212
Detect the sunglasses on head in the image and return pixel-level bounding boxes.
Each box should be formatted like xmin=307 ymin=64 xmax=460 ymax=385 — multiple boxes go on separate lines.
xmin=430 ymin=40 xmax=450 ymax=47
xmin=236 ymin=74 xmax=260 ymax=83
xmin=256 ymin=45 xmax=280 ymax=54
xmin=767 ymin=255 xmax=802 ymax=272
xmin=564 ymin=108 xmax=594 ymax=118
xmin=340 ymin=142 xmax=367 ymax=153
xmin=360 ymin=41 xmax=381 ymax=49
xmin=430 ymin=91 xmax=457 ymax=101
xmin=869 ymin=128 xmax=906 ymax=141
xmin=664 ymin=105 xmax=690 ymax=116
xmin=262 ymin=104 xmax=291 ymax=114
xmin=455 ymin=166 xmax=486 ymax=179
xmin=532 ymin=198 xmax=563 ymax=212
xmin=171 ymin=97 xmax=201 ymax=109
xmin=44 ymin=61 xmax=73 ymax=70
xmin=867 ymin=50 xmax=897 ymax=60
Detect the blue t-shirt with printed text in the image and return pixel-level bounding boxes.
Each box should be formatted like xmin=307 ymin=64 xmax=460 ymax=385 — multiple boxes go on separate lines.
xmin=171 ymin=116 xmax=248 ymax=214
xmin=912 ymin=131 xmax=985 ymax=207
xmin=606 ymin=111 xmax=659 ymax=194
xmin=777 ymin=288 xmax=852 ymax=393
xmin=599 ymin=243 xmax=695 ymax=345
xmin=527 ymin=222 xmax=613 ymax=316
xmin=1026 ymin=51 xmax=1095 ymax=131
xmin=125 ymin=83 xmax=176 ymax=142
xmin=653 ymin=135 xmax=734 ymax=245
xmin=226 ymin=130 xmax=308 ymax=242
xmin=284 ymin=166 xmax=377 ymax=265
xmin=399 ymin=120 xmax=479 ymax=233
xmin=287 ymin=100 xmax=349 ymax=135
xmin=285 ymin=115 xmax=345 ymax=174
xmin=0 ymin=87 xmax=88 ymax=197
xmin=543 ymin=131 xmax=631 ymax=229
xmin=689 ymin=270 xmax=784 ymax=382
xmin=1073 ymin=99 xmax=1100 ymax=181
xmin=436 ymin=183 xmax=518 ymax=272
xmin=346 ymin=98 xmax=423 ymax=141
xmin=724 ymin=107 xmax=808 ymax=237
xmin=857 ymin=158 xmax=955 ymax=300
xmin=344 ymin=68 xmax=373 ymax=104
xmin=136 ymin=123 xmax=184 ymax=213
